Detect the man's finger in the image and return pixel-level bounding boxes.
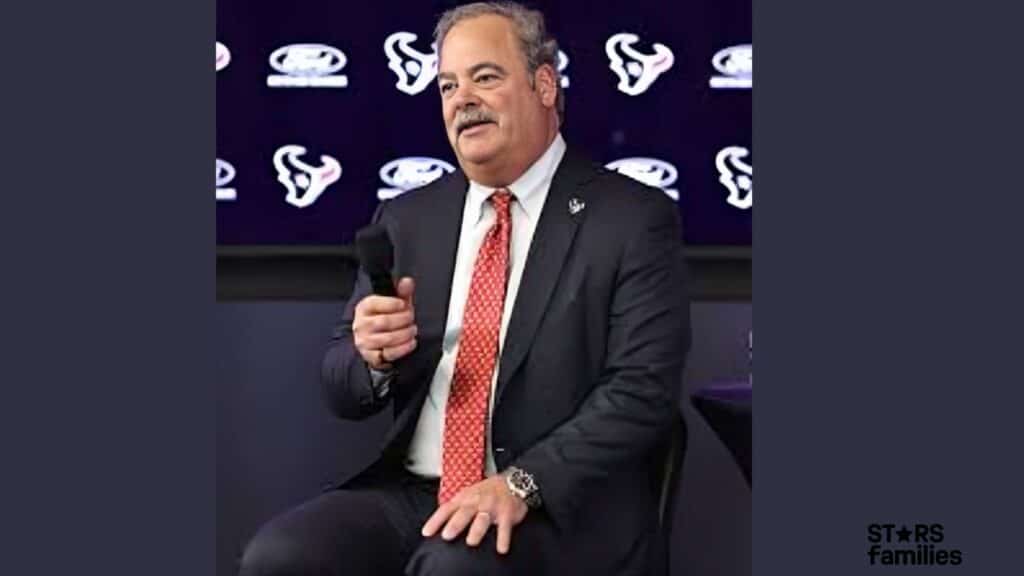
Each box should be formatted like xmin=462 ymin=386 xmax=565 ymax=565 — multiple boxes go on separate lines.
xmin=365 ymin=324 xmax=418 ymax=350
xmin=396 ymin=277 xmax=415 ymax=306
xmin=421 ymin=503 xmax=455 ymax=537
xmin=360 ymin=295 xmax=408 ymax=315
xmin=496 ymin=516 xmax=513 ymax=555
xmin=365 ymin=310 xmax=414 ymax=333
xmin=382 ymin=338 xmax=417 ymax=361
xmin=441 ymin=506 xmax=477 ymax=541
xmin=464 ymin=511 xmax=493 ymax=547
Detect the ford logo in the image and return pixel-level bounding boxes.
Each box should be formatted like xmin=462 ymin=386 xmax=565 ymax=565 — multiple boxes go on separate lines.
xmin=379 ymin=157 xmax=456 ymax=189
xmin=712 ymin=44 xmax=752 ymax=78
xmin=269 ymin=44 xmax=347 ymax=77
xmin=216 ymin=42 xmax=231 ymax=72
xmin=216 ymin=158 xmax=236 ymax=187
xmin=606 ymin=158 xmax=678 ymax=188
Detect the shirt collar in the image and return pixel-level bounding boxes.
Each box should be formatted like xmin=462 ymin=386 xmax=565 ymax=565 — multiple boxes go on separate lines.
xmin=466 ymin=133 xmax=566 ymax=222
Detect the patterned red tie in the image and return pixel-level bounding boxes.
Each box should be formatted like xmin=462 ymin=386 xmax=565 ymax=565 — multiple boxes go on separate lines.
xmin=438 ymin=189 xmax=513 ymax=504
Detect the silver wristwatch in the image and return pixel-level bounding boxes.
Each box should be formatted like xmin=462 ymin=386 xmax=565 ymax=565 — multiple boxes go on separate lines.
xmin=504 ymin=467 xmax=542 ymax=509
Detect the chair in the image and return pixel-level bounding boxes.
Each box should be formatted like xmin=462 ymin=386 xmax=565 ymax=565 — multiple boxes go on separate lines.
xmin=652 ymin=410 xmax=688 ymax=576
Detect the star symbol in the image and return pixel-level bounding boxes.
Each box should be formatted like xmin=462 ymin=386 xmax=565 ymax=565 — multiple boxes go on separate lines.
xmin=896 ymin=525 xmax=912 ymax=542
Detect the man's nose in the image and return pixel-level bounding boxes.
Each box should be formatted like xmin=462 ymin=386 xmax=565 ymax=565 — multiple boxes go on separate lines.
xmin=452 ymin=82 xmax=481 ymax=110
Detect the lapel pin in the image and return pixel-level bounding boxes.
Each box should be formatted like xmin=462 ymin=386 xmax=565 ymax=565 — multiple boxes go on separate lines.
xmin=568 ymin=197 xmax=585 ymax=215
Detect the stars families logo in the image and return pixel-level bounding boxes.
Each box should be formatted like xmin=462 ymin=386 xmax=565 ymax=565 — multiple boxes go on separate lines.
xmin=866 ymin=523 xmax=963 ymax=567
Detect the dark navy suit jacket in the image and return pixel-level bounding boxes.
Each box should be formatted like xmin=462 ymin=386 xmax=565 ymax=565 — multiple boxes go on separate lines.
xmin=321 ymin=146 xmax=691 ymax=573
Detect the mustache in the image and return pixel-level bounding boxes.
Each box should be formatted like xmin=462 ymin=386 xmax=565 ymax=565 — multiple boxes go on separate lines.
xmin=454 ymin=109 xmax=497 ymax=134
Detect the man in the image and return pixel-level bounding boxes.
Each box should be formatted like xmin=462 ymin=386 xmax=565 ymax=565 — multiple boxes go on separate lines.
xmin=240 ymin=3 xmax=690 ymax=575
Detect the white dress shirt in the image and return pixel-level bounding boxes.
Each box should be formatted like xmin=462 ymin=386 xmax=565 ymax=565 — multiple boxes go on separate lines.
xmin=403 ymin=133 xmax=567 ymax=478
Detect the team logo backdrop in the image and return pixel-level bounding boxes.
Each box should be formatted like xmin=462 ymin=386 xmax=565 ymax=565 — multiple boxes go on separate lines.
xmin=216 ymin=0 xmax=751 ymax=247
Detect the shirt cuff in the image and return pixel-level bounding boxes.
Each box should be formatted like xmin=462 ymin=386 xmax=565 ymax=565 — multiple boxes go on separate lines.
xmin=367 ymin=366 xmax=396 ymax=399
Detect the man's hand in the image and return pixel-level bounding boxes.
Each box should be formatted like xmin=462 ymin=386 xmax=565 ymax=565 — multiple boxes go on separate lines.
xmin=353 ymin=277 xmax=417 ymax=370
xmin=421 ymin=474 xmax=528 ymax=554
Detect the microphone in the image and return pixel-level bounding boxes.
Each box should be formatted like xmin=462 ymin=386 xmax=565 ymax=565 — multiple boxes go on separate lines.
xmin=355 ymin=224 xmax=397 ymax=297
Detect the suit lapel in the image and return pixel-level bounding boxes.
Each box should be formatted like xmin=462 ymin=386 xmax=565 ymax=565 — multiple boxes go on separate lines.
xmin=384 ymin=172 xmax=467 ymax=449
xmin=494 ymin=148 xmax=600 ymax=404
xmin=414 ymin=171 xmax=468 ymax=343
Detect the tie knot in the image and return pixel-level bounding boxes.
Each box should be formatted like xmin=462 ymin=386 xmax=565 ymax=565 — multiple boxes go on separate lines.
xmin=490 ymin=189 xmax=513 ymax=221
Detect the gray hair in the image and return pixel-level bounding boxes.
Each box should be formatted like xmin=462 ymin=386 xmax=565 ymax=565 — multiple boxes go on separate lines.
xmin=434 ymin=2 xmax=564 ymax=125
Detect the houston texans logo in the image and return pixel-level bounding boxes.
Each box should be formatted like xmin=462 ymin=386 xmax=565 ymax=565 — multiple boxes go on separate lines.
xmin=605 ymin=33 xmax=674 ymax=96
xmin=557 ymin=50 xmax=570 ymax=88
xmin=384 ymin=32 xmax=438 ymax=95
xmin=568 ymin=197 xmax=585 ymax=215
xmin=273 ymin=145 xmax=342 ymax=209
xmin=715 ymin=146 xmax=753 ymax=209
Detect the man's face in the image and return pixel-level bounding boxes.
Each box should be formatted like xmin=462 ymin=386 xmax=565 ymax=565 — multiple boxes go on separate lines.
xmin=437 ymin=15 xmax=551 ymax=172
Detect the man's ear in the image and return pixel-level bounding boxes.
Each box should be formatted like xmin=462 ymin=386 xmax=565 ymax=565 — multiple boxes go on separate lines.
xmin=534 ymin=64 xmax=558 ymax=109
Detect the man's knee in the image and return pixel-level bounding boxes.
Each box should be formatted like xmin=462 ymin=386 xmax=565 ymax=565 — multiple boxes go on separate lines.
xmin=405 ymin=537 xmax=510 ymax=576
xmin=238 ymin=521 xmax=328 ymax=576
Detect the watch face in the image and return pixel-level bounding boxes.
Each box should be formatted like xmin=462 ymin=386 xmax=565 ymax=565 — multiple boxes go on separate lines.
xmin=512 ymin=470 xmax=536 ymax=492
xmin=507 ymin=469 xmax=541 ymax=508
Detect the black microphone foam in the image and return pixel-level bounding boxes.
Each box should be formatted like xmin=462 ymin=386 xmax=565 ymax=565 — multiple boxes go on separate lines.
xmin=355 ymin=224 xmax=397 ymax=297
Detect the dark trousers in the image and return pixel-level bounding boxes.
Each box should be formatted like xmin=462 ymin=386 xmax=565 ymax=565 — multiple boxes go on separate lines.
xmin=238 ymin=470 xmax=562 ymax=576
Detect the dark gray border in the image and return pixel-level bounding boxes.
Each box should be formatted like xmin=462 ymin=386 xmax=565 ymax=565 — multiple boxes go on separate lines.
xmin=1 ymin=1 xmax=215 ymax=574
xmin=757 ymin=0 xmax=1023 ymax=573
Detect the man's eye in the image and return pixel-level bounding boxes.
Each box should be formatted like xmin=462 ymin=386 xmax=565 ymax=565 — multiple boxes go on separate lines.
xmin=475 ymin=74 xmax=498 ymax=83
xmin=439 ymin=83 xmax=454 ymax=93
